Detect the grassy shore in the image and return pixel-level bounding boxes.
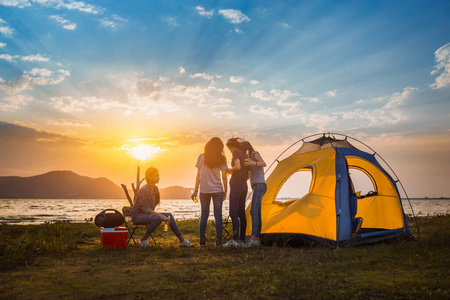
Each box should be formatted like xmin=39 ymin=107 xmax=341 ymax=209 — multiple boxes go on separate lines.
xmin=0 ymin=215 xmax=449 ymax=299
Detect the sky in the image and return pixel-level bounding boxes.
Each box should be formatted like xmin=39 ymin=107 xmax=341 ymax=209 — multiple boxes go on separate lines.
xmin=0 ymin=0 xmax=449 ymax=198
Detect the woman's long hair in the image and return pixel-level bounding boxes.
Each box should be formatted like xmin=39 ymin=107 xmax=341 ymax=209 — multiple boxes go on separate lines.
xmin=204 ymin=137 xmax=227 ymax=168
xmin=240 ymin=140 xmax=254 ymax=154
xmin=226 ymin=137 xmax=255 ymax=155
xmin=226 ymin=137 xmax=244 ymax=150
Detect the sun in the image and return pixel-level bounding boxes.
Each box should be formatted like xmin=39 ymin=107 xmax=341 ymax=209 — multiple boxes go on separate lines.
xmin=125 ymin=144 xmax=163 ymax=161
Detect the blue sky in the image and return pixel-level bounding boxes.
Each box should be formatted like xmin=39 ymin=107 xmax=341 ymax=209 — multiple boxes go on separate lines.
xmin=0 ymin=0 xmax=449 ymax=197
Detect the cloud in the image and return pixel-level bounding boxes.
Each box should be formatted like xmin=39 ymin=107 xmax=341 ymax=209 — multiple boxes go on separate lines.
xmin=0 ymin=0 xmax=102 ymax=14
xmin=249 ymin=105 xmax=278 ymax=118
xmin=218 ymin=9 xmax=250 ymax=24
xmin=0 ymin=120 xmax=82 ymax=143
xmin=49 ymin=15 xmax=76 ymax=30
xmin=339 ymin=87 xmax=418 ymax=127
xmin=0 ymin=94 xmax=33 ymax=111
xmin=164 ymin=16 xmax=178 ymax=26
xmin=0 ymin=53 xmax=51 ymax=62
xmin=430 ymin=42 xmax=450 ymax=89
xmin=57 ymin=0 xmax=102 ymax=14
xmin=47 ymin=119 xmax=91 ymax=127
xmin=230 ymin=76 xmax=244 ymax=83
xmin=0 ymin=68 xmax=70 ymax=97
xmin=100 ymin=18 xmax=116 ymax=29
xmin=250 ymin=88 xmax=322 ymax=118
xmin=99 ymin=14 xmax=127 ymax=29
xmin=0 ymin=18 xmax=14 ymax=36
xmin=0 ymin=0 xmax=31 ymax=8
xmin=0 ymin=54 xmax=19 ymax=62
xmin=104 ymin=75 xmax=189 ymax=115
xmin=49 ymin=96 xmax=128 ymax=112
xmin=251 ymin=89 xmax=301 ymax=103
xmin=302 ymin=114 xmax=338 ymax=131
xmin=21 ymin=53 xmax=51 ymax=62
xmin=111 ymin=14 xmax=128 ymax=22
xmin=196 ymin=5 xmax=214 ymax=18
xmin=326 ymin=90 xmax=337 ymax=97
xmin=179 ymin=67 xmax=185 ymax=74
xmin=189 ymin=73 xmax=215 ymax=81
xmin=249 ymin=80 xmax=259 ymax=85
xmin=199 ymin=97 xmax=232 ymax=109
xmin=212 ymin=111 xmax=236 ymax=119
xmin=0 ymin=42 xmax=6 ymax=48
xmin=251 ymin=90 xmax=276 ymax=101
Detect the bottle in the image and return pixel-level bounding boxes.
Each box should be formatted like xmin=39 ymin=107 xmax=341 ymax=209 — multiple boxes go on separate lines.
xmin=245 ymin=150 xmax=249 ymax=159
xmin=163 ymin=222 xmax=169 ymax=232
xmin=193 ymin=196 xmax=199 ymax=203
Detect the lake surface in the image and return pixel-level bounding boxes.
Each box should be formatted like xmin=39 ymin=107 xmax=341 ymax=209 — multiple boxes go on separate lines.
xmin=0 ymin=198 xmax=448 ymax=225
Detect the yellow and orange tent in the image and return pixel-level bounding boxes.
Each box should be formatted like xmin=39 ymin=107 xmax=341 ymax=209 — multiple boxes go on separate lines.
xmin=246 ymin=133 xmax=414 ymax=248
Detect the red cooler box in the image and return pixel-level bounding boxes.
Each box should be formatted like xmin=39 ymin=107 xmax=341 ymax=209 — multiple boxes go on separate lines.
xmin=101 ymin=227 xmax=128 ymax=249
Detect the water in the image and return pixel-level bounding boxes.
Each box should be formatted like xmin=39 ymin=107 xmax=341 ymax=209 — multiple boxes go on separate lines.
xmin=0 ymin=198 xmax=448 ymax=225
xmin=0 ymin=199 xmax=229 ymax=225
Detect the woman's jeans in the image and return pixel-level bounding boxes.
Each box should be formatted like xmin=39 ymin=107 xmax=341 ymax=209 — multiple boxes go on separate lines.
xmin=250 ymin=183 xmax=267 ymax=237
xmin=199 ymin=192 xmax=224 ymax=243
xmin=132 ymin=212 xmax=182 ymax=238
xmin=229 ymin=183 xmax=248 ymax=241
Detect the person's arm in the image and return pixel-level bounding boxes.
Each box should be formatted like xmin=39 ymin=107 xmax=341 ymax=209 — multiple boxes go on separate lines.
xmin=191 ymin=169 xmax=200 ymax=200
xmin=253 ymin=152 xmax=266 ymax=167
xmin=137 ymin=187 xmax=170 ymax=223
xmin=245 ymin=152 xmax=266 ymax=168
xmin=221 ymin=169 xmax=228 ymax=202
xmin=228 ymin=158 xmax=241 ymax=173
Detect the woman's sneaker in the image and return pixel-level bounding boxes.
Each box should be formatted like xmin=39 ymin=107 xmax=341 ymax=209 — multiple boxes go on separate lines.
xmin=223 ymin=240 xmax=239 ymax=247
xmin=237 ymin=240 xmax=246 ymax=247
xmin=246 ymin=239 xmax=261 ymax=247
xmin=139 ymin=240 xmax=149 ymax=248
xmin=179 ymin=239 xmax=194 ymax=247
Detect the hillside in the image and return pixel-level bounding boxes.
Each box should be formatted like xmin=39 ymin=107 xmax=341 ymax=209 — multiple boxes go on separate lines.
xmin=159 ymin=185 xmax=193 ymax=199
xmin=0 ymin=171 xmax=125 ymax=199
xmin=0 ymin=171 xmax=192 ymax=199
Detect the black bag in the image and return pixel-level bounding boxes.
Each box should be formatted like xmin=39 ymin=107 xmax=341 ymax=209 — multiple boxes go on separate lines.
xmin=94 ymin=209 xmax=125 ymax=228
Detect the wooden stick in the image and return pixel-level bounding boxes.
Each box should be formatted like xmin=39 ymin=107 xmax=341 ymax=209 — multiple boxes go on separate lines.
xmin=121 ymin=184 xmax=133 ymax=206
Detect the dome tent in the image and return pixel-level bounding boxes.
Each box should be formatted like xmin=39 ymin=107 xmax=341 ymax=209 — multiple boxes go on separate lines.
xmin=246 ymin=133 xmax=414 ymax=248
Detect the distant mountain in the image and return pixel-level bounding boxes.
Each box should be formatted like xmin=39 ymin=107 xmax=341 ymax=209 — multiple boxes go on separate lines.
xmin=0 ymin=171 xmax=124 ymax=199
xmin=0 ymin=171 xmax=193 ymax=199
xmin=159 ymin=185 xmax=193 ymax=199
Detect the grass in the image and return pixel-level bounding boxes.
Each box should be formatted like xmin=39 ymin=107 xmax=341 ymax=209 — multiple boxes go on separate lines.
xmin=0 ymin=215 xmax=449 ymax=299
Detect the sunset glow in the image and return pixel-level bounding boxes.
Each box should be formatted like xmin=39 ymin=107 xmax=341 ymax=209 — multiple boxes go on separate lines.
xmin=0 ymin=1 xmax=449 ymax=197
xmin=123 ymin=145 xmax=164 ymax=162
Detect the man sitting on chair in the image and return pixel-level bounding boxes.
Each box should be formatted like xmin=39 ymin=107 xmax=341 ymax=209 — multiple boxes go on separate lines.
xmin=132 ymin=167 xmax=194 ymax=248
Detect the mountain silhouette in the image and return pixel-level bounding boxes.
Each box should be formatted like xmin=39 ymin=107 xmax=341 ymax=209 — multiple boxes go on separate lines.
xmin=159 ymin=185 xmax=193 ymax=199
xmin=0 ymin=171 xmax=192 ymax=199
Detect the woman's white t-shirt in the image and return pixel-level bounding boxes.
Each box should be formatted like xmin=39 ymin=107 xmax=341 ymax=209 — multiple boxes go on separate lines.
xmin=195 ymin=153 xmax=228 ymax=194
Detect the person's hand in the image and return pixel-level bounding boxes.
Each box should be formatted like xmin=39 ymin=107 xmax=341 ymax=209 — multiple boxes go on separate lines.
xmin=244 ymin=158 xmax=252 ymax=166
xmin=162 ymin=215 xmax=170 ymax=224
xmin=191 ymin=190 xmax=198 ymax=201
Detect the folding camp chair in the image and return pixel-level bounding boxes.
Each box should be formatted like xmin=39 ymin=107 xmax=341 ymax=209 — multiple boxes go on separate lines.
xmin=211 ymin=216 xmax=233 ymax=243
xmin=122 ymin=206 xmax=157 ymax=247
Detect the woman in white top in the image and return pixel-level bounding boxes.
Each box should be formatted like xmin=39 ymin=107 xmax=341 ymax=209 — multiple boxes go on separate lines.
xmin=191 ymin=137 xmax=228 ymax=246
